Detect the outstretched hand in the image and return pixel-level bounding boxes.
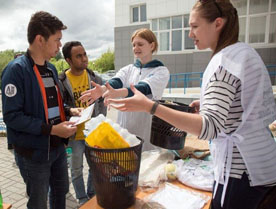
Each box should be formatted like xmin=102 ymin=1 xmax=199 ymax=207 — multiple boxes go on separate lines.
xmin=79 ymin=81 xmax=104 ymax=105
xmin=107 ymin=84 xmax=153 ymax=113
xmin=103 ymin=82 xmax=125 ymax=106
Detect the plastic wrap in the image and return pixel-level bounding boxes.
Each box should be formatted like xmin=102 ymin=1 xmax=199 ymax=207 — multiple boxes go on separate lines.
xmin=139 ymin=150 xmax=174 ymax=188
xmin=142 ymin=183 xmax=209 ymax=209
xmin=175 ymin=158 xmax=214 ymax=191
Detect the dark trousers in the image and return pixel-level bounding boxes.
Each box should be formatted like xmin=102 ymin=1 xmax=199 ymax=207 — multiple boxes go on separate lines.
xmin=211 ymin=172 xmax=274 ymax=209
xmin=15 ymin=145 xmax=69 ymax=209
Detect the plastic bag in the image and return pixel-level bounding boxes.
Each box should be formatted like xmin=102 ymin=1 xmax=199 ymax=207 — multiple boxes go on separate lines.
xmin=175 ymin=158 xmax=214 ymax=191
xmin=84 ymin=114 xmax=140 ymax=147
xmin=142 ymin=183 xmax=209 ymax=209
xmin=139 ymin=150 xmax=174 ymax=188
xmin=85 ymin=122 xmax=129 ymax=148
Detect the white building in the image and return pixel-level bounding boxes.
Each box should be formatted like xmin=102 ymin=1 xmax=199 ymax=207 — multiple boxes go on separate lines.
xmin=114 ymin=0 xmax=276 ymax=85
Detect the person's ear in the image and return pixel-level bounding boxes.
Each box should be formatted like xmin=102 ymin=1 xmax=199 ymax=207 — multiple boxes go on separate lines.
xmin=215 ymin=17 xmax=225 ymax=32
xmin=150 ymin=42 xmax=155 ymax=53
xmin=35 ymin=34 xmax=46 ymax=46
xmin=66 ymin=58 xmax=72 ymax=66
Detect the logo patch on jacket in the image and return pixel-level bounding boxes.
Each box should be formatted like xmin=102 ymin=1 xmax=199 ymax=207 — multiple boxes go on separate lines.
xmin=5 ymin=84 xmax=17 ymax=97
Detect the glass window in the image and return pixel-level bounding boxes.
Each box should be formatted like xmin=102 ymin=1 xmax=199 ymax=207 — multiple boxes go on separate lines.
xmin=239 ymin=17 xmax=246 ymax=42
xmin=249 ymin=16 xmax=266 ymax=43
xmin=184 ymin=14 xmax=190 ymax=28
xmin=140 ymin=5 xmax=147 ymax=22
xmin=132 ymin=7 xmax=138 ymax=22
xmin=172 ymin=30 xmax=182 ymax=51
xmin=154 ymin=32 xmax=158 ymax=40
xmin=172 ymin=16 xmax=182 ymax=29
xmin=249 ymin=0 xmax=269 ymax=14
xmin=159 ymin=18 xmax=170 ymax=30
xmin=272 ymin=0 xmax=276 ymax=12
xmin=184 ymin=30 xmax=195 ymax=49
xmin=232 ymin=0 xmax=247 ymax=16
xmin=269 ymin=14 xmax=276 ymax=43
xmin=160 ymin=32 xmax=170 ymax=51
xmin=152 ymin=19 xmax=158 ymax=31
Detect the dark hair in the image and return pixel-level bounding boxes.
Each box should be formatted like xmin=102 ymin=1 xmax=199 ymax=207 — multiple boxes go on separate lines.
xmin=27 ymin=11 xmax=67 ymax=44
xmin=131 ymin=28 xmax=158 ymax=53
xmin=193 ymin=0 xmax=239 ymax=55
xmin=62 ymin=41 xmax=83 ymax=60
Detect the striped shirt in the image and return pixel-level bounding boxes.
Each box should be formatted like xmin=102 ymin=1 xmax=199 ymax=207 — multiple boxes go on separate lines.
xmin=199 ymin=66 xmax=275 ymax=186
xmin=37 ymin=64 xmax=62 ymax=147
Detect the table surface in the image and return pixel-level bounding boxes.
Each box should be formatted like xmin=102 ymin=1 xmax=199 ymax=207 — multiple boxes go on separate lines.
xmin=80 ymin=181 xmax=212 ymax=209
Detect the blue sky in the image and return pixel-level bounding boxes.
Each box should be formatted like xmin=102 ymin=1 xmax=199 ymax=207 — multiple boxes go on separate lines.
xmin=0 ymin=0 xmax=115 ymax=60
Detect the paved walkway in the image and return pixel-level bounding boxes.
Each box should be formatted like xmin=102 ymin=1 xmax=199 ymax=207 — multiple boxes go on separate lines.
xmin=0 ymin=109 xmax=118 ymax=209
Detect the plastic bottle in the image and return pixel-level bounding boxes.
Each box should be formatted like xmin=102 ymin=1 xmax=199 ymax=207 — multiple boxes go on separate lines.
xmin=0 ymin=189 xmax=3 ymax=209
xmin=66 ymin=147 xmax=72 ymax=168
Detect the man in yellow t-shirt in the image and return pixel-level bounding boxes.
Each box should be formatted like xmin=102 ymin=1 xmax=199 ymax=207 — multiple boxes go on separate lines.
xmin=59 ymin=41 xmax=106 ymax=206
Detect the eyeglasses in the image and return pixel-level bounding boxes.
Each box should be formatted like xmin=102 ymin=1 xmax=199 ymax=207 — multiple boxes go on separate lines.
xmin=199 ymin=0 xmax=223 ymax=17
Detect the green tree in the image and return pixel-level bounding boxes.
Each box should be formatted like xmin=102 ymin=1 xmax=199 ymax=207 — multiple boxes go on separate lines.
xmin=0 ymin=50 xmax=16 ymax=87
xmin=50 ymin=58 xmax=69 ymax=74
xmin=54 ymin=51 xmax=63 ymax=60
xmin=91 ymin=49 xmax=114 ymax=73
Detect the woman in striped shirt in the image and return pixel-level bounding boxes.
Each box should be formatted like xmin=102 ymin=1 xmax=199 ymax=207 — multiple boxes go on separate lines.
xmin=108 ymin=0 xmax=276 ymax=209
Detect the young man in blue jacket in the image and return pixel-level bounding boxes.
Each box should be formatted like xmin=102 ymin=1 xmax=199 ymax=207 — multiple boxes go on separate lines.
xmin=1 ymin=11 xmax=78 ymax=209
xmin=59 ymin=41 xmax=107 ymax=206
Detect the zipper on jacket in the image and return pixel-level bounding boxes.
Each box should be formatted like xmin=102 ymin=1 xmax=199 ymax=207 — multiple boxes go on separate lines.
xmin=48 ymin=136 xmax=50 ymax=160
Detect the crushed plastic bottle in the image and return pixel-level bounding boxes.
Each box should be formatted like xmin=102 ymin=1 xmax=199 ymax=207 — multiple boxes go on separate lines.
xmin=66 ymin=147 xmax=72 ymax=168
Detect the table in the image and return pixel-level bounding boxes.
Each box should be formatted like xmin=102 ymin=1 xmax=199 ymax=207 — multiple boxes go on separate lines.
xmin=3 ymin=203 xmax=12 ymax=209
xmin=80 ymin=181 xmax=212 ymax=209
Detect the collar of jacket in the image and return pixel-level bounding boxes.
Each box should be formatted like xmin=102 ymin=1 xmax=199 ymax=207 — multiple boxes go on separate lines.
xmin=134 ymin=59 xmax=164 ymax=68
xmin=25 ymin=49 xmax=49 ymax=68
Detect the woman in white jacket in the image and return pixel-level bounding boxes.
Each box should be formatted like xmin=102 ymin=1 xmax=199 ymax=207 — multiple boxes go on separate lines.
xmin=108 ymin=1 xmax=276 ymax=208
xmin=80 ymin=28 xmax=169 ymax=151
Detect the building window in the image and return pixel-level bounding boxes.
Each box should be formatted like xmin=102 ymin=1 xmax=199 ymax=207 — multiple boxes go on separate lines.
xmin=232 ymin=0 xmax=276 ymax=45
xmin=249 ymin=16 xmax=266 ymax=43
xmin=239 ymin=17 xmax=246 ymax=42
xmin=131 ymin=4 xmax=147 ymax=23
xmin=152 ymin=14 xmax=195 ymax=53
xmin=172 ymin=30 xmax=182 ymax=51
xmin=270 ymin=13 xmax=276 ymax=43
xmin=249 ymin=0 xmax=269 ymax=14
xmin=140 ymin=5 xmax=147 ymax=22
xmin=272 ymin=0 xmax=276 ymax=11
xmin=150 ymin=0 xmax=275 ymax=53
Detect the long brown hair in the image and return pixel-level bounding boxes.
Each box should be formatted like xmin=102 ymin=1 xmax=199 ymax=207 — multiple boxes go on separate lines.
xmin=193 ymin=0 xmax=239 ymax=55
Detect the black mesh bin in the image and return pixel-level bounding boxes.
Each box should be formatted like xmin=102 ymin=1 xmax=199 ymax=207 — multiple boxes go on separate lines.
xmin=150 ymin=100 xmax=194 ymax=150
xmin=85 ymin=137 xmax=143 ymax=209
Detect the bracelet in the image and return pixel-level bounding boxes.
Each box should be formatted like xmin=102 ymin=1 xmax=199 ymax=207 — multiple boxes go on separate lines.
xmin=150 ymin=101 xmax=159 ymax=115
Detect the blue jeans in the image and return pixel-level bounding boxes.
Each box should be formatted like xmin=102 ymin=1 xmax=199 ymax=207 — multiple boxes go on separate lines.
xmin=68 ymin=139 xmax=95 ymax=203
xmin=15 ymin=145 xmax=69 ymax=209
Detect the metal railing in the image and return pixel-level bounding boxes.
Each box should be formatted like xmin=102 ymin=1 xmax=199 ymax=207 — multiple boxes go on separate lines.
xmin=168 ymin=72 xmax=203 ymax=94
xmin=168 ymin=64 xmax=276 ymax=94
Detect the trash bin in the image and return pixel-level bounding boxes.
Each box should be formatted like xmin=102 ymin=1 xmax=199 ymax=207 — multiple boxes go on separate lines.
xmin=85 ymin=137 xmax=143 ymax=209
xmin=150 ymin=100 xmax=194 ymax=150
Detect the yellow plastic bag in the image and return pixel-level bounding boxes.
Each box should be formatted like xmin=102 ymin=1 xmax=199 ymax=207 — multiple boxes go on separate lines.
xmin=85 ymin=122 xmax=138 ymax=172
xmin=85 ymin=122 xmax=130 ymax=149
